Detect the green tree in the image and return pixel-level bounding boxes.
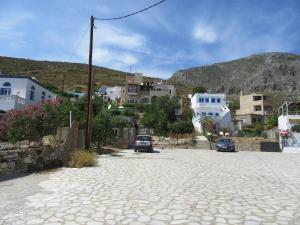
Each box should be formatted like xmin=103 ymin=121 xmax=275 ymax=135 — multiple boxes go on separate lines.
xmin=92 ymin=112 xmax=113 ymax=151
xmin=192 ymin=86 xmax=207 ymax=94
xmin=141 ymin=96 xmax=181 ymax=135
xmin=170 ymin=120 xmax=194 ymax=144
xmin=265 ymin=113 xmax=278 ymax=130
xmin=8 ymin=115 xmax=35 ymax=143
xmin=111 ymin=115 xmax=130 ymax=128
xmin=201 ymin=117 xmax=215 ymax=134
xmin=156 ymin=112 xmax=169 ymax=136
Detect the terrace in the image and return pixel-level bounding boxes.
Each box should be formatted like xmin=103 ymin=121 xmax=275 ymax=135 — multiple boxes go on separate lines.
xmin=0 ymin=95 xmax=26 ymax=112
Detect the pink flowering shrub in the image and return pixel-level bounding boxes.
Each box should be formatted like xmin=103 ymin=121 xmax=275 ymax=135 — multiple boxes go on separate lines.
xmin=0 ymin=100 xmax=61 ymax=142
xmin=279 ymin=129 xmax=290 ymax=138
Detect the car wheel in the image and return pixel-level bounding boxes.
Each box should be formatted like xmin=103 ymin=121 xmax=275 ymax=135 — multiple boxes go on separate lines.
xmin=149 ymin=148 xmax=153 ymax=153
xmin=134 ymin=149 xmax=137 ymax=152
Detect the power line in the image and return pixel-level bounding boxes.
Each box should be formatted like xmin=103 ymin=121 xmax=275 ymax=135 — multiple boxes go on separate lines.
xmin=94 ymin=0 xmax=167 ymax=21
xmin=69 ymin=23 xmax=89 ymax=60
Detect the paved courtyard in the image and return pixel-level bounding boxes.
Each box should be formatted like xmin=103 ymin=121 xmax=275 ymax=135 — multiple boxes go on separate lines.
xmin=1 ymin=149 xmax=300 ymax=225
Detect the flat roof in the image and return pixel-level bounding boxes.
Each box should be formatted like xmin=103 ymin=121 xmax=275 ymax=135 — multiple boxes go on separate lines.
xmin=0 ymin=74 xmax=54 ymax=94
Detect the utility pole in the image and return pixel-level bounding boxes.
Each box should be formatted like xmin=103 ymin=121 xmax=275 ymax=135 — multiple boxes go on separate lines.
xmin=85 ymin=15 xmax=95 ymax=149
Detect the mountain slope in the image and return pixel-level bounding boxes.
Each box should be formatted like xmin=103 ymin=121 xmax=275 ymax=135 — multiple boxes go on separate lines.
xmin=0 ymin=56 xmax=158 ymax=92
xmin=169 ymin=53 xmax=300 ymax=98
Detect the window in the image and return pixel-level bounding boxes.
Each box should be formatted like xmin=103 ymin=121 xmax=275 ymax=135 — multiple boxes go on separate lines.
xmin=215 ymin=112 xmax=219 ymax=116
xmin=30 ymin=86 xmax=35 ymax=101
xmin=128 ymin=85 xmax=137 ymax=93
xmin=199 ymin=98 xmax=204 ymax=103
xmin=217 ymin=98 xmax=221 ymax=103
xmin=208 ymin=112 xmax=213 ymax=116
xmin=156 ymin=88 xmax=162 ymax=91
xmin=252 ymin=117 xmax=257 ymax=123
xmin=201 ymin=112 xmax=206 ymax=116
xmin=254 ymin=105 xmax=262 ymax=111
xmin=137 ymin=135 xmax=152 ymax=141
xmin=253 ymin=96 xmax=262 ymax=101
xmin=169 ymin=89 xmax=172 ymax=94
xmin=205 ymin=98 xmax=209 ymax=103
xmin=48 ymin=95 xmax=51 ymax=99
xmin=41 ymin=91 xmax=46 ymax=101
xmin=211 ymin=98 xmax=216 ymax=103
xmin=128 ymin=97 xmax=135 ymax=103
xmin=1 ymin=82 xmax=12 ymax=95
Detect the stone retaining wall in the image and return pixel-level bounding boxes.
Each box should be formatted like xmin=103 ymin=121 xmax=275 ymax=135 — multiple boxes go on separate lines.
xmin=0 ymin=141 xmax=64 ymax=176
xmin=0 ymin=123 xmax=85 ymax=177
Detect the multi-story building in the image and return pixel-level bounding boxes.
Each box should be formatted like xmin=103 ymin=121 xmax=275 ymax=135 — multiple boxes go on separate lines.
xmin=0 ymin=75 xmax=56 ymax=113
xmin=278 ymin=102 xmax=300 ymax=152
xmin=191 ymin=93 xmax=231 ymax=133
xmin=235 ymin=93 xmax=272 ymax=126
xmin=122 ymin=73 xmax=176 ymax=104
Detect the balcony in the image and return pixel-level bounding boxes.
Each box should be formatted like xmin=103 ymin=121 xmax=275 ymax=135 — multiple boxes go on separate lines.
xmin=0 ymin=95 xmax=26 ymax=112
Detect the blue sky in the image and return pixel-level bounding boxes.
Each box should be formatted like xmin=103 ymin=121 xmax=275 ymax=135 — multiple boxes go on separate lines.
xmin=1 ymin=0 xmax=300 ymax=79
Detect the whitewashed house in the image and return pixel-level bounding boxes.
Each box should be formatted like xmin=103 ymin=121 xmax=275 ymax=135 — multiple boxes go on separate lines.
xmin=191 ymin=93 xmax=232 ymax=133
xmin=0 ymin=75 xmax=56 ymax=113
xmin=97 ymin=86 xmax=123 ymax=102
xmin=278 ymin=102 xmax=300 ymax=152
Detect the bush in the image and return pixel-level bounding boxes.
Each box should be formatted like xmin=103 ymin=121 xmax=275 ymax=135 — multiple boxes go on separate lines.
xmin=291 ymin=125 xmax=300 ymax=133
xmin=68 ymin=150 xmax=97 ymax=168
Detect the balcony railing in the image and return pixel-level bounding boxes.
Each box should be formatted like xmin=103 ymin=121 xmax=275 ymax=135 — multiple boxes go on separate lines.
xmin=0 ymin=95 xmax=26 ymax=111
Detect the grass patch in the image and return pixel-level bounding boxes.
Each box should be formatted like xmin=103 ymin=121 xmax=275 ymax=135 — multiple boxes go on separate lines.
xmin=68 ymin=150 xmax=97 ymax=168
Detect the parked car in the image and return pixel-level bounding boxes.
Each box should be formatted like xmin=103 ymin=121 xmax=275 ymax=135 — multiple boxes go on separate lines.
xmin=216 ymin=138 xmax=235 ymax=152
xmin=134 ymin=135 xmax=154 ymax=153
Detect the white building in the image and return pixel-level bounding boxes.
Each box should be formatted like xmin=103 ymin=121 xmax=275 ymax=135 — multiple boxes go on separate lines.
xmin=0 ymin=75 xmax=56 ymax=113
xmin=191 ymin=93 xmax=232 ymax=133
xmin=98 ymin=86 xmax=122 ymax=102
xmin=278 ymin=102 xmax=300 ymax=152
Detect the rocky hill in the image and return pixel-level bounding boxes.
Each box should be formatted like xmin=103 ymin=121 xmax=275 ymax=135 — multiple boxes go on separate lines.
xmin=169 ymin=53 xmax=300 ymax=103
xmin=0 ymin=56 xmax=158 ymax=92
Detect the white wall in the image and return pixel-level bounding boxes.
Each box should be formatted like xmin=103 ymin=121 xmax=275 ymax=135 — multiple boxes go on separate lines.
xmin=278 ymin=115 xmax=300 ymax=130
xmin=25 ymin=79 xmax=56 ymax=104
xmin=191 ymin=93 xmax=231 ymax=133
xmin=0 ymin=77 xmax=28 ymax=98
xmin=106 ymin=86 xmax=122 ymax=101
xmin=0 ymin=77 xmax=56 ymax=112
xmin=191 ymin=93 xmax=226 ymax=109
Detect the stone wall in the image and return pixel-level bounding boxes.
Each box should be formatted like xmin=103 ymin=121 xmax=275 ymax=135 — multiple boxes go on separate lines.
xmin=0 ymin=123 xmax=85 ymax=177
xmin=0 ymin=140 xmax=63 ymax=176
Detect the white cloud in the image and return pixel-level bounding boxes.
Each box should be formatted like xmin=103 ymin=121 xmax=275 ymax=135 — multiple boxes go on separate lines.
xmin=93 ymin=47 xmax=139 ymax=65
xmin=94 ymin=24 xmax=146 ymax=50
xmin=73 ymin=23 xmax=146 ymax=70
xmin=193 ymin=23 xmax=218 ymax=43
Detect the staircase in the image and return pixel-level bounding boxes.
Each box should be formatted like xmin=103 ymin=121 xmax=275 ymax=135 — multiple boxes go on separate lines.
xmin=193 ymin=135 xmax=212 ymax=150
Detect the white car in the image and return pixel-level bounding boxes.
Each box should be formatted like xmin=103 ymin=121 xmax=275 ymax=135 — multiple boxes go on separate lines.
xmin=134 ymin=135 xmax=154 ymax=153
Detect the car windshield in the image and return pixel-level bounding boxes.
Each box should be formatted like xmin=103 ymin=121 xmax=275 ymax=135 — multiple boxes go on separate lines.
xmin=137 ymin=136 xmax=151 ymax=141
xmin=219 ymin=139 xmax=232 ymax=144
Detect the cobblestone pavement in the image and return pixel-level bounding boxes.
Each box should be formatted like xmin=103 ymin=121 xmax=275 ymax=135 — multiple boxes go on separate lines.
xmin=1 ymin=149 xmax=300 ymax=225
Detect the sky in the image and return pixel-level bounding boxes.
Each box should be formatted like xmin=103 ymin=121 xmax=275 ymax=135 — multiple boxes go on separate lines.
xmin=1 ymin=0 xmax=300 ymax=79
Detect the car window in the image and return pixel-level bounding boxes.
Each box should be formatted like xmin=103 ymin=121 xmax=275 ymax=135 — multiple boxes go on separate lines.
xmin=137 ymin=136 xmax=151 ymax=141
xmin=219 ymin=139 xmax=232 ymax=143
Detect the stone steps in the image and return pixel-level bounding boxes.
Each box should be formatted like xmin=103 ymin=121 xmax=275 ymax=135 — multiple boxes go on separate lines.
xmin=194 ymin=136 xmax=212 ymax=150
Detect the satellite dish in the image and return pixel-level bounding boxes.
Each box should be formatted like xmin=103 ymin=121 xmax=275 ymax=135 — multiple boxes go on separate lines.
xmin=108 ymin=104 xmax=111 ymax=109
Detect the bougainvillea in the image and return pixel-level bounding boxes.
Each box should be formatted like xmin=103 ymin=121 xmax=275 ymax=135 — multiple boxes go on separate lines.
xmin=279 ymin=129 xmax=290 ymax=138
xmin=0 ymin=100 xmax=61 ymax=142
